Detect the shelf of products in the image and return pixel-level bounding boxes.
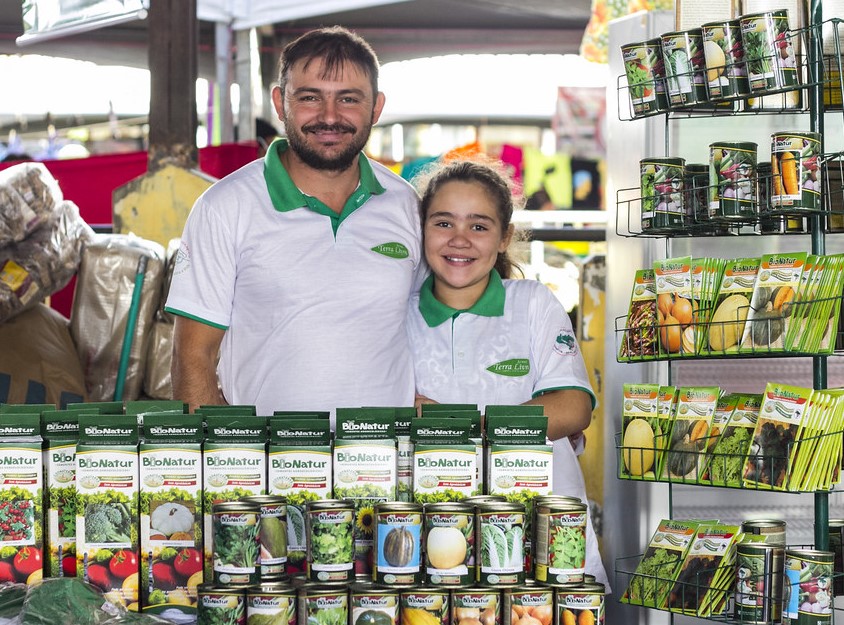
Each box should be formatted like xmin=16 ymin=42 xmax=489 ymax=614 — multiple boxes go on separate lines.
xmin=613 ymin=2 xmax=838 ymax=622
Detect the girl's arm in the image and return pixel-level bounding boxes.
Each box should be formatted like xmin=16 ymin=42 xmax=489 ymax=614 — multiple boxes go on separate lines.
xmin=525 ymin=388 xmax=592 ymax=441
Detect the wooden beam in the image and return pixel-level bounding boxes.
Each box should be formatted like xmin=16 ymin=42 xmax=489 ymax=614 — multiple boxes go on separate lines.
xmin=147 ymin=0 xmax=198 ymax=170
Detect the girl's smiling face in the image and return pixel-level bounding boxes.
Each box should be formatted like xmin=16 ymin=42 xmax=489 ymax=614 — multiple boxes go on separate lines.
xmin=424 ymin=179 xmax=513 ymax=309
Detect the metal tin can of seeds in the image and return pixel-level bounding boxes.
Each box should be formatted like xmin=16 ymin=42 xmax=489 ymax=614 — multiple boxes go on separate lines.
xmin=400 ymin=587 xmax=450 ymax=625
xmin=212 ymin=501 xmax=262 ymax=586
xmin=423 ymin=502 xmax=475 ymax=586
xmin=374 ymin=502 xmax=423 ymax=586
xmin=701 ymin=20 xmax=750 ymax=100
xmin=640 ymin=157 xmax=685 ymax=232
xmin=735 ymin=542 xmax=784 ymax=623
xmin=452 ymin=587 xmax=500 ymax=625
xmin=556 ymin=582 xmax=606 ymax=625
xmin=829 ymin=519 xmax=844 ymax=595
xmin=771 ymin=131 xmax=821 ymax=211
xmin=709 ymin=142 xmax=757 ymax=220
xmin=661 ymin=29 xmax=708 ymax=107
xmin=502 ymin=585 xmax=553 ymax=625
xmin=530 ymin=496 xmax=582 ymax=578
xmin=476 ymin=502 xmax=526 ymax=587
xmin=621 ymin=38 xmax=669 ymax=117
xmin=350 ymin=584 xmax=400 ymax=625
xmin=242 ymin=495 xmax=288 ymax=579
xmin=740 ymin=10 xmax=799 ymax=93
xmin=198 ymin=584 xmax=246 ymax=625
xmin=247 ymin=584 xmax=296 ymax=625
xmin=298 ymin=584 xmax=348 ymax=625
xmin=742 ymin=519 xmax=787 ymax=546
xmin=306 ymin=500 xmax=355 ymax=584
xmin=533 ymin=500 xmax=588 ymax=586
xmin=783 ymin=549 xmax=834 ymax=624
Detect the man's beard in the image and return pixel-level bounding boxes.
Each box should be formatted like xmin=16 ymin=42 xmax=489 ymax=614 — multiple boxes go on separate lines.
xmin=285 ymin=119 xmax=372 ymax=172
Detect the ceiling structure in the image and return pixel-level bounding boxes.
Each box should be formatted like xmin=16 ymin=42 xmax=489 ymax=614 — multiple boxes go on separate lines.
xmin=0 ymin=0 xmax=592 ymax=75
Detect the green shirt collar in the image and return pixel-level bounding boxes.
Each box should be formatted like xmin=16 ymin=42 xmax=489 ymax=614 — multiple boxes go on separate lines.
xmin=262 ymin=138 xmax=385 ymax=230
xmin=418 ymin=270 xmax=506 ymax=327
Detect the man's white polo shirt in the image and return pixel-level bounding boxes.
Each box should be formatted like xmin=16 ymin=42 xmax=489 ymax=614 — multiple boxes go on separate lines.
xmin=165 ymin=140 xmax=422 ymax=417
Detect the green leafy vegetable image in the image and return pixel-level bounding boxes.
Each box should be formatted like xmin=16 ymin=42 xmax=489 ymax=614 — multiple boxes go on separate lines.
xmin=311 ymin=518 xmax=353 ymax=565
xmin=549 ymin=523 xmax=585 ymax=570
xmin=214 ymin=518 xmax=260 ymax=568
xmin=481 ymin=521 xmax=523 ymax=569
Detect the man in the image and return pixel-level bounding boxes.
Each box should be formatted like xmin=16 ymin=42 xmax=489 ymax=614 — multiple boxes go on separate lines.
xmin=165 ymin=27 xmax=423 ymax=416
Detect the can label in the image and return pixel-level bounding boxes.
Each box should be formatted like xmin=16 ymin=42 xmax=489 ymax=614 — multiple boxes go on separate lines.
xmin=741 ymin=520 xmax=786 ymax=546
xmin=477 ymin=509 xmax=525 ymax=586
xmin=351 ymin=591 xmax=399 ymax=625
xmin=702 ymin=21 xmax=750 ymax=99
xmin=661 ymin=30 xmax=708 ymax=106
xmin=212 ymin=511 xmax=261 ymax=585
xmin=740 ymin=11 xmax=799 ymax=92
xmin=198 ymin=587 xmax=246 ymax=625
xmin=301 ymin=590 xmax=348 ymax=625
xmin=640 ymin=158 xmax=685 ymax=231
xmin=709 ymin=143 xmax=756 ymax=220
xmin=375 ymin=510 xmax=422 ymax=585
xmin=830 ymin=521 xmax=844 ymax=595
xmin=247 ymin=589 xmax=296 ymax=625
xmin=621 ymin=39 xmax=668 ymax=117
xmin=401 ymin=589 xmax=450 ymax=625
xmin=452 ymin=590 xmax=500 ymax=625
xmin=783 ymin=550 xmax=833 ymax=624
xmin=307 ymin=507 xmax=355 ymax=583
xmin=504 ymin=588 xmax=553 ymax=625
xmin=424 ymin=510 xmax=475 ymax=586
xmin=735 ymin=544 xmax=783 ymax=623
xmin=256 ymin=502 xmax=288 ymax=577
xmin=557 ymin=586 xmax=605 ymax=625
xmin=771 ymin=133 xmax=821 ymax=210
xmin=534 ymin=508 xmax=587 ymax=585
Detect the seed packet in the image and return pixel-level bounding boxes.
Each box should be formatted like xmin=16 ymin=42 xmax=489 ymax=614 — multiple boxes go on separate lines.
xmin=661 ymin=386 xmax=720 ymax=483
xmin=620 ymin=384 xmax=661 ymax=481
xmin=621 ymin=518 xmax=717 ymax=608
xmin=654 ymin=257 xmax=694 ymax=357
xmin=704 ymin=394 xmax=761 ymax=488
xmin=698 ymin=394 xmax=738 ymax=484
xmin=740 ymin=252 xmax=806 ymax=353
xmin=665 ymin=523 xmax=741 ymax=616
xmin=705 ymin=258 xmax=759 ymax=355
xmin=619 ymin=269 xmax=658 ymax=361
xmin=742 ymin=382 xmax=812 ymax=491
xmin=783 ymin=254 xmax=817 ymax=351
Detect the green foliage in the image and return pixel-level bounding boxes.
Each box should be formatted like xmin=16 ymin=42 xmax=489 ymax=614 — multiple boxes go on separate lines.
xmin=214 ymin=520 xmax=259 ymax=569
xmin=311 ymin=517 xmax=353 ymax=565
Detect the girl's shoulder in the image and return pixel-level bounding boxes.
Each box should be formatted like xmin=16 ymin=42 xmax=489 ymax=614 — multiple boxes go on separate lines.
xmin=502 ymin=277 xmax=557 ymax=301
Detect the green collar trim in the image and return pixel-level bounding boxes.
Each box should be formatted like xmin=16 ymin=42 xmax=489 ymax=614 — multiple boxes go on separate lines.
xmin=262 ymin=138 xmax=385 ymax=232
xmin=418 ymin=270 xmax=506 ymax=327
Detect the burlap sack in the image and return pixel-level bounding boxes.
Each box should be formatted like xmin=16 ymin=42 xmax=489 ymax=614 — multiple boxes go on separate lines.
xmin=0 ymin=303 xmax=86 ymax=407
xmin=0 ymin=162 xmax=63 ymax=247
xmin=70 ymin=234 xmax=164 ymax=402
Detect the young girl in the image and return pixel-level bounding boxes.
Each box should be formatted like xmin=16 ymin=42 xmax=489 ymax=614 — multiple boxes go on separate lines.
xmin=407 ymin=159 xmax=608 ymax=587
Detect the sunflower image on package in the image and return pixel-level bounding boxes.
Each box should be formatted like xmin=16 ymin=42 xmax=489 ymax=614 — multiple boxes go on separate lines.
xmin=0 ymin=413 xmax=44 ymax=587
xmin=332 ymin=408 xmax=397 ymax=575
xmin=75 ymin=414 xmax=140 ymax=610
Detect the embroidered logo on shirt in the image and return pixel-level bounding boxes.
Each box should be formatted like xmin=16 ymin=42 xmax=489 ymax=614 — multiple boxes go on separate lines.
xmin=172 ymin=241 xmax=191 ymax=275
xmin=487 ymin=358 xmax=530 ymax=377
xmin=371 ymin=242 xmax=409 ymax=259
xmin=554 ymin=331 xmax=578 ymax=356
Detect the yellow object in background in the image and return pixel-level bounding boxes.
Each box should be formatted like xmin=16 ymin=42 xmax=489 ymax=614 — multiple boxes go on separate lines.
xmin=580 ymin=0 xmax=675 ymax=63
xmin=523 ymin=149 xmax=572 ymax=208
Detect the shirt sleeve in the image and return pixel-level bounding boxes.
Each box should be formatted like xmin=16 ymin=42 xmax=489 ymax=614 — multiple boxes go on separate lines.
xmin=164 ymin=193 xmax=236 ymax=329
xmin=528 ymin=282 xmax=597 ymax=409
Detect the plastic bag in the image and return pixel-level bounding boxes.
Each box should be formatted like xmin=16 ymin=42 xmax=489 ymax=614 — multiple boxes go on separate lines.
xmin=0 ymin=200 xmax=94 ymax=324
xmin=0 ymin=163 xmax=62 ymax=247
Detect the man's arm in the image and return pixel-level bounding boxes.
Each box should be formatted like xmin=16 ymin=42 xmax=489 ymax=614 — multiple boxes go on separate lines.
xmin=171 ymin=316 xmax=227 ymax=412
xmin=524 ymin=388 xmax=592 ymax=441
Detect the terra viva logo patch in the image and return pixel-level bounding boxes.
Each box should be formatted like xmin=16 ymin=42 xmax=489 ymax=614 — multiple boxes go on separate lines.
xmin=487 ymin=358 xmax=530 ymax=377
xmin=371 ymin=242 xmax=409 ymax=259
xmin=554 ymin=331 xmax=578 ymax=355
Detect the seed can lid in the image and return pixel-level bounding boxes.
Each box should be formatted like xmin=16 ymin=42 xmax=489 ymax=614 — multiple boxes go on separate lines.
xmin=198 ymin=583 xmax=248 ymax=594
xmin=350 ymin=584 xmax=400 ymax=596
xmin=536 ymin=500 xmax=587 ymax=514
xmin=829 ymin=518 xmax=844 ymax=528
xmin=375 ymin=502 xmax=423 ymax=514
xmin=212 ymin=501 xmax=260 ymax=514
xmin=424 ymin=502 xmax=474 ymax=513
xmin=462 ymin=495 xmax=507 ymax=505
xmin=785 ymin=548 xmax=835 ymax=560
xmin=741 ymin=519 xmax=786 ymax=530
xmin=533 ymin=495 xmax=582 ymax=506
xmin=247 ymin=583 xmax=296 ymax=596
xmin=307 ymin=499 xmax=355 ymax=512
xmin=241 ymin=495 xmax=287 ymax=506
xmin=476 ymin=501 xmax=525 ymax=513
